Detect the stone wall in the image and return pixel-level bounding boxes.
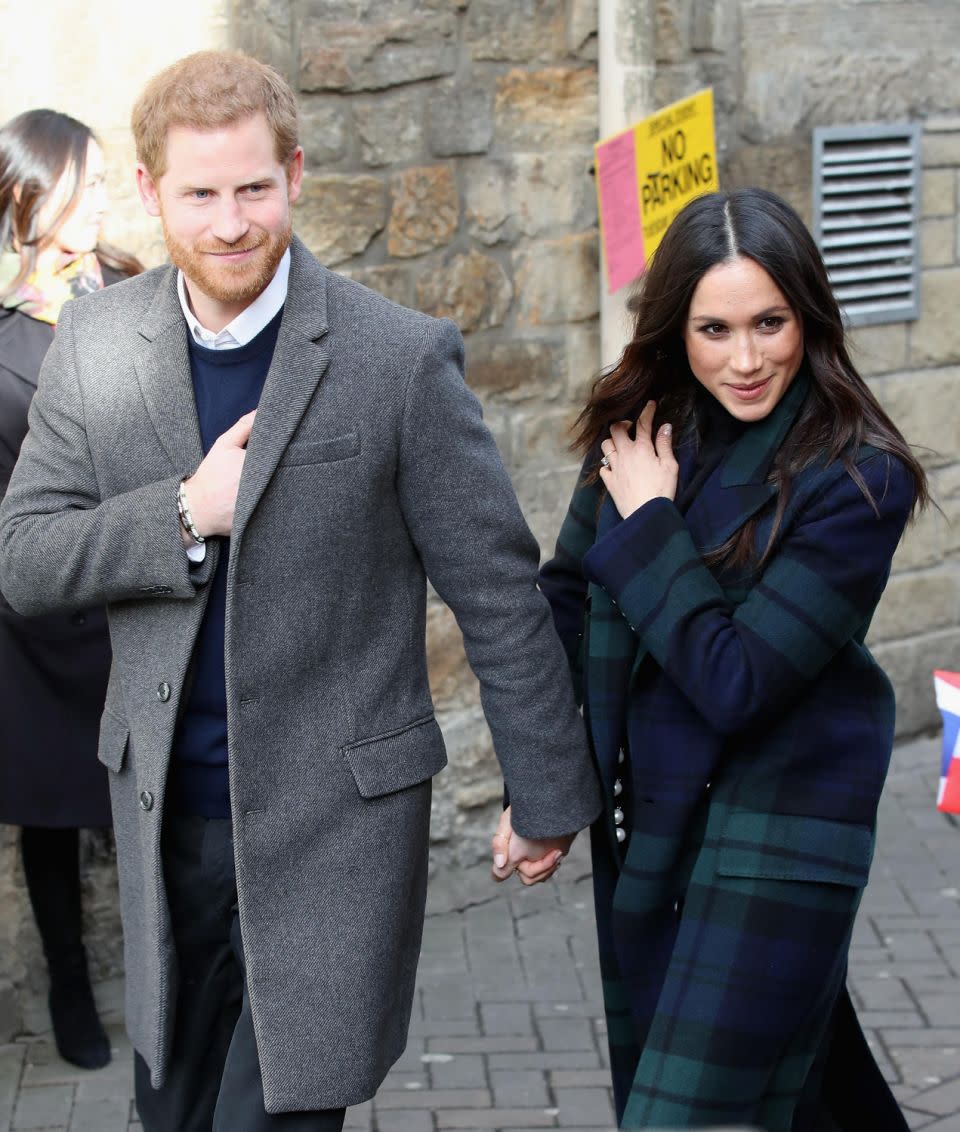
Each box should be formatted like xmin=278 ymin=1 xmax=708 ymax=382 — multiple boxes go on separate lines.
xmin=866 ymin=120 xmax=960 ymax=734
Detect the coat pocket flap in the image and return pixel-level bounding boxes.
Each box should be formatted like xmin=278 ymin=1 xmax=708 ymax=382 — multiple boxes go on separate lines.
xmin=717 ymin=810 xmax=873 ymax=888
xmin=344 ymin=714 xmax=447 ymax=799
xmin=97 ymin=711 xmax=129 ymax=773
xmin=281 ymin=430 xmax=360 ymax=467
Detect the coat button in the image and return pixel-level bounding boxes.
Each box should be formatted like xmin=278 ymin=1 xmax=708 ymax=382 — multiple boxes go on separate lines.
xmin=617 ymin=749 xmax=625 ymax=765
xmin=70 ymin=611 xmax=87 ymax=626
xmin=613 ymin=779 xmax=623 ymax=797
xmin=157 ymin=682 xmax=171 ymax=702
xmin=616 ymin=827 xmax=627 ymax=843
xmin=139 ymin=790 xmax=154 ymax=812
xmin=613 ymin=807 xmax=624 ymax=826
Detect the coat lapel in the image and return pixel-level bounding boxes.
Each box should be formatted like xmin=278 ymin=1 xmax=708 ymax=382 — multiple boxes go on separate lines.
xmin=134 ymin=267 xmax=204 ymax=475
xmin=230 ymin=237 xmax=331 ymax=544
xmin=683 ymin=373 xmax=810 ymax=556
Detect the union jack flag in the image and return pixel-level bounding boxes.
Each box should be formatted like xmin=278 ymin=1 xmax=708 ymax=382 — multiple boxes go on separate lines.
xmin=934 ymin=670 xmax=960 ymax=814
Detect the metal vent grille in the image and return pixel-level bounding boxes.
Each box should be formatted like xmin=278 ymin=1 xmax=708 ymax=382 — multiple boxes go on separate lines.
xmin=813 ymin=123 xmax=921 ymax=327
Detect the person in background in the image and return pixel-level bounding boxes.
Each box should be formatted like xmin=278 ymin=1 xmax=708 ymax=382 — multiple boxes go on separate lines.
xmin=0 ymin=109 xmax=142 ymax=1069
xmin=505 ymin=187 xmax=926 ymax=1130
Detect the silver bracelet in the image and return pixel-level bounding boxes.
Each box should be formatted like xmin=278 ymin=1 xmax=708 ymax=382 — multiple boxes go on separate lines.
xmin=177 ymin=478 xmax=205 ymax=545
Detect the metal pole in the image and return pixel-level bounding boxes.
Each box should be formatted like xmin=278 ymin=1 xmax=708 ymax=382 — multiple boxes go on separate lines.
xmin=597 ymin=0 xmax=655 ymax=368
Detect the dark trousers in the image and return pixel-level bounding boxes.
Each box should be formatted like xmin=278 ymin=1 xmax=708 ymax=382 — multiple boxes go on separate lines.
xmin=134 ymin=814 xmax=346 ymax=1132
xmin=20 ymin=827 xmax=86 ymax=977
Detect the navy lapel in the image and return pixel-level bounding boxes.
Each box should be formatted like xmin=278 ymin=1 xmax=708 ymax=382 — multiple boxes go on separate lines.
xmin=230 ymin=236 xmax=331 ymax=545
xmin=682 ymin=372 xmax=810 ymax=556
xmin=134 ymin=266 xmax=204 ymax=476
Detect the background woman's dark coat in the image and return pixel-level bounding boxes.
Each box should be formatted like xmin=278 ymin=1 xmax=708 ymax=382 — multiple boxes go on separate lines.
xmin=0 ymin=266 xmax=122 ymax=827
xmin=540 ymin=375 xmax=915 ymax=1130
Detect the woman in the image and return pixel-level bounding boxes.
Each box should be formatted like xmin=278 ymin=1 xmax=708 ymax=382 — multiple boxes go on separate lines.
xmin=0 ymin=109 xmax=142 ymax=1069
xmin=532 ymin=188 xmax=925 ymax=1129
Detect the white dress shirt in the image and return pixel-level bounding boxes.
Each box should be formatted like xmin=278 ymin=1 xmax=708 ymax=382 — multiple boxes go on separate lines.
xmin=177 ymin=248 xmax=290 ymax=349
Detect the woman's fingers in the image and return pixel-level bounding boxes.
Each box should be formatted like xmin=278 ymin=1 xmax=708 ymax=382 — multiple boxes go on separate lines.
xmin=633 ymin=401 xmax=658 ymax=450
xmin=491 ymin=806 xmax=515 ymax=882
xmin=654 ymin=420 xmax=679 ymax=498
xmin=606 ymin=401 xmax=660 ymax=460
xmin=654 ymin=421 xmax=675 ymax=463
xmin=608 ymin=420 xmax=631 ymax=447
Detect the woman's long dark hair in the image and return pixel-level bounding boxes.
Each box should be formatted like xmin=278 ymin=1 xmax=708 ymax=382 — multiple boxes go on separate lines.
xmin=0 ymin=108 xmax=142 ymax=298
xmin=574 ymin=187 xmax=929 ymax=568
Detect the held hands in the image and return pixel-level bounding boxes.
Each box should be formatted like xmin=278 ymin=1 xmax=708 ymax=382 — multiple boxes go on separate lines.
xmin=490 ymin=805 xmax=574 ymax=887
xmin=180 ymin=410 xmax=257 ymax=539
xmin=599 ymin=401 xmax=678 ymax=519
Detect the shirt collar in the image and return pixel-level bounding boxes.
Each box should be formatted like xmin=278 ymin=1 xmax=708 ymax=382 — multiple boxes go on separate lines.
xmin=177 ymin=248 xmax=290 ymax=350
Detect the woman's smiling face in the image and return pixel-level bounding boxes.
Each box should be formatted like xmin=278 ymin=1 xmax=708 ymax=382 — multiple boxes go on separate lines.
xmin=682 ymin=255 xmax=805 ymax=422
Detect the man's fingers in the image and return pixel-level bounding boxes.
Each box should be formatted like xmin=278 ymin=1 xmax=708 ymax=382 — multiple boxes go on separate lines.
xmin=516 ymin=851 xmax=563 ymax=885
xmin=220 ymin=409 xmax=257 ymax=448
xmin=517 ymin=850 xmax=562 ymax=877
xmin=495 ymin=819 xmax=572 ymax=886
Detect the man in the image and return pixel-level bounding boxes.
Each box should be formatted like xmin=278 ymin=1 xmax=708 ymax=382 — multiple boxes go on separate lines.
xmin=0 ymin=51 xmax=600 ymax=1132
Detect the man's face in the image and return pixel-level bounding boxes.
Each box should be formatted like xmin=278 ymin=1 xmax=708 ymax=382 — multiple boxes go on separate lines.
xmin=137 ymin=113 xmax=303 ymax=318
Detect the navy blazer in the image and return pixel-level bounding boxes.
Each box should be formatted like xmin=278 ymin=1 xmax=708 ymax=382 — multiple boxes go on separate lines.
xmin=539 ymin=374 xmax=915 ymax=1129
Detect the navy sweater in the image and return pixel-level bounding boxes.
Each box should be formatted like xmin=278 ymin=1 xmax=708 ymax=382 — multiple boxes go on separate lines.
xmin=168 ymin=309 xmax=283 ymax=817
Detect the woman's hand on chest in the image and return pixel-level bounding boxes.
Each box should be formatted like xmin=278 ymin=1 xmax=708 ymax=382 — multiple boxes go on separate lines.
xmin=600 ymin=400 xmax=679 ymax=519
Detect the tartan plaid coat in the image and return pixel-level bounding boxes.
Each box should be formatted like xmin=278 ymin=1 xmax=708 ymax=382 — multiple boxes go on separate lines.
xmin=539 ymin=375 xmax=915 ymax=1130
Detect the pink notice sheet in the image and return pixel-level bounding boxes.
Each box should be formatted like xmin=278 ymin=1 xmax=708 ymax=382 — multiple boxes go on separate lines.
xmin=595 ymin=130 xmax=646 ymax=293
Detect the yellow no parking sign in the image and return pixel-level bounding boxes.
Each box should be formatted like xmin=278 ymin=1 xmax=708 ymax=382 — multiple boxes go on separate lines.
xmin=596 ymin=89 xmax=718 ymax=292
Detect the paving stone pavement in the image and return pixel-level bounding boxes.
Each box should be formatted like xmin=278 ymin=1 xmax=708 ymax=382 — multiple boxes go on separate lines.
xmin=1 ymin=736 xmax=957 ymax=1132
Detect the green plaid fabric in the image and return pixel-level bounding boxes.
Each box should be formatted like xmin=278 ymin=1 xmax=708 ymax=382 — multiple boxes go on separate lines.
xmin=539 ymin=377 xmax=915 ymax=1129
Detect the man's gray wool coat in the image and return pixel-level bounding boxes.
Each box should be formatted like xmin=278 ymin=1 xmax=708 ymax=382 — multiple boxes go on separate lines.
xmin=0 ymin=236 xmax=602 ymax=1113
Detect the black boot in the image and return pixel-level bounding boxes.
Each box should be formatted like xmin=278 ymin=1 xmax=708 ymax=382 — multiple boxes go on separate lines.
xmin=20 ymin=826 xmax=111 ymax=1070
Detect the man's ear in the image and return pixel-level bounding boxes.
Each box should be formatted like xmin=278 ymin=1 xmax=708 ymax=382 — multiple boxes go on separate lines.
xmin=136 ymin=164 xmax=162 ymax=218
xmin=286 ymin=147 xmax=304 ymax=206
